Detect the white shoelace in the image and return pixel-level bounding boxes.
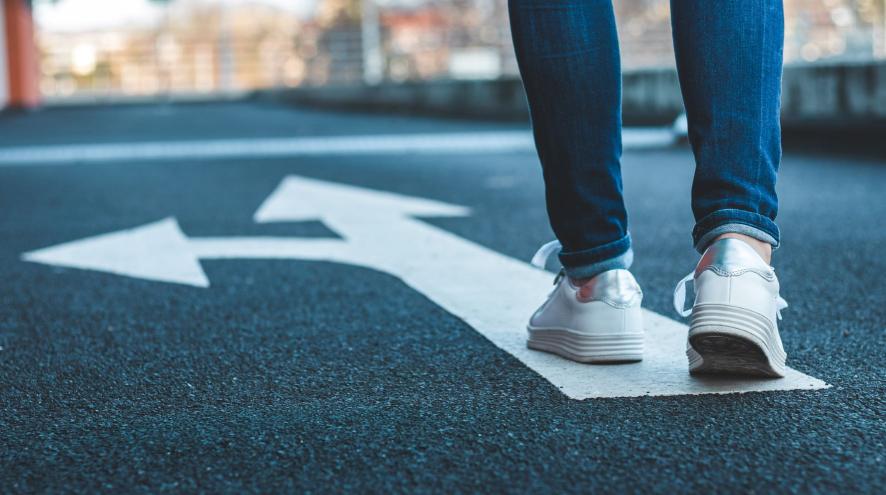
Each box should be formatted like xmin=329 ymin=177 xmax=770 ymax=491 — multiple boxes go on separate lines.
xmin=531 ymin=240 xmax=562 ymax=269
xmin=672 ymin=270 xmax=788 ymax=319
xmin=531 ymin=240 xmax=565 ymax=285
xmin=672 ymin=271 xmax=696 ymax=317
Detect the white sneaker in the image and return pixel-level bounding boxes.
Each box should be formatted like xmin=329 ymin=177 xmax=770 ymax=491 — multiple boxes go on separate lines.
xmin=673 ymin=238 xmax=789 ymax=377
xmin=527 ymin=242 xmax=644 ymax=363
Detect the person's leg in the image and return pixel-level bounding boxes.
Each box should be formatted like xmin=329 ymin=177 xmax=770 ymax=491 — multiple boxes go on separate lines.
xmin=670 ymin=0 xmax=788 ymax=377
xmin=508 ymin=0 xmax=630 ymax=279
xmin=670 ymin=0 xmax=784 ymax=255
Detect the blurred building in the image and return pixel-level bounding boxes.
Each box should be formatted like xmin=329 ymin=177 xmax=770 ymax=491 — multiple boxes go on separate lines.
xmin=785 ymin=0 xmax=886 ymax=63
xmin=380 ymin=1 xmax=510 ymax=82
xmin=612 ymin=0 xmax=886 ymax=68
xmin=301 ymin=0 xmax=514 ymax=84
xmin=38 ymin=1 xmax=306 ymax=98
xmin=616 ymin=1 xmax=675 ymax=69
xmin=33 ymin=0 xmax=886 ymax=100
xmin=298 ymin=0 xmax=364 ymax=86
xmin=381 ymin=7 xmax=452 ymax=82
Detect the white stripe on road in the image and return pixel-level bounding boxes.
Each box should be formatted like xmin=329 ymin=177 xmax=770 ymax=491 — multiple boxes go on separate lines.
xmin=0 ymin=129 xmax=677 ymax=166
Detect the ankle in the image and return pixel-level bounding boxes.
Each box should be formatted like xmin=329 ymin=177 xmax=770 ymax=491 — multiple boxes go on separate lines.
xmin=714 ymin=233 xmax=772 ymax=264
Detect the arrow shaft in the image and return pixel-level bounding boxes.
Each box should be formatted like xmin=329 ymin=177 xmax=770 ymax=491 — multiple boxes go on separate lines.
xmin=190 ymin=237 xmax=354 ymax=263
xmin=318 ymin=213 xmax=812 ymax=399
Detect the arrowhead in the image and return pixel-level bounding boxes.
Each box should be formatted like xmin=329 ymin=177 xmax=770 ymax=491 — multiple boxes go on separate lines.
xmin=22 ymin=217 xmax=210 ymax=288
xmin=254 ymin=175 xmax=471 ymax=223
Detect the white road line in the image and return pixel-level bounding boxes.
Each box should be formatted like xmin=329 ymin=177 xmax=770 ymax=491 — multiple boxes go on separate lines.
xmin=22 ymin=175 xmax=829 ymax=399
xmin=0 ymin=128 xmax=677 ymax=166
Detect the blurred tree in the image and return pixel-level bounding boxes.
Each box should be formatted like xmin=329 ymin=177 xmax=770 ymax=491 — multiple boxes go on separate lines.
xmin=316 ymin=0 xmax=362 ymax=25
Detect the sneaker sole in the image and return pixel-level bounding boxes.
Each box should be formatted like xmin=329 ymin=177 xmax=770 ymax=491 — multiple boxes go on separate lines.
xmin=527 ymin=327 xmax=644 ymax=363
xmin=688 ymin=304 xmax=786 ymax=378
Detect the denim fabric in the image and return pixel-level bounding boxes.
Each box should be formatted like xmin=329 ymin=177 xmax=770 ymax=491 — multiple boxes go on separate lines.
xmin=570 ymin=247 xmax=635 ymax=280
xmin=508 ymin=0 xmax=784 ymax=278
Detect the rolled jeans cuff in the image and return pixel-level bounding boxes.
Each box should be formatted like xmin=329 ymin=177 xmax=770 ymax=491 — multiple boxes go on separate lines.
xmin=693 ymin=209 xmax=780 ymax=254
xmin=558 ymin=234 xmax=633 ymax=280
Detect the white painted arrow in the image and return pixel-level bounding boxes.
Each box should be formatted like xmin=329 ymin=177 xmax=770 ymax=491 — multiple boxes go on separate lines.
xmin=21 ymin=217 xmax=355 ymax=288
xmin=22 ymin=175 xmax=829 ymax=399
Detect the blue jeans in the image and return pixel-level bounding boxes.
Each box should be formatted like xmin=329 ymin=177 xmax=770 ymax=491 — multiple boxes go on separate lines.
xmin=508 ymin=0 xmax=784 ymax=279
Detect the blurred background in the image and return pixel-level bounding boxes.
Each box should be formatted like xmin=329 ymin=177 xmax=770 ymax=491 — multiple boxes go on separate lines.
xmin=20 ymin=0 xmax=886 ymax=101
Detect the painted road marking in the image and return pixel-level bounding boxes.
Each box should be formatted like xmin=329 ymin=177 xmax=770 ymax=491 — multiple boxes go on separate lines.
xmin=0 ymin=129 xmax=676 ymax=166
xmin=22 ymin=175 xmax=829 ymax=399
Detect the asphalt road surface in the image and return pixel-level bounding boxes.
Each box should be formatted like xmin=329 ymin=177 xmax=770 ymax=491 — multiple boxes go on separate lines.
xmin=0 ymin=101 xmax=883 ymax=493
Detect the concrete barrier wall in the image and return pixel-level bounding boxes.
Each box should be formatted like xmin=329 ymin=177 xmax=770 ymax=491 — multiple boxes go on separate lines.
xmin=274 ymin=61 xmax=886 ymax=129
xmin=275 ymin=78 xmax=531 ymax=121
xmin=781 ymin=62 xmax=886 ymax=126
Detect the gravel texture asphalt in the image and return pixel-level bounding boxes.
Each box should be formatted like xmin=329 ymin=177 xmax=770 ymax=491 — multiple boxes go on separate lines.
xmin=0 ymin=102 xmax=883 ymax=493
